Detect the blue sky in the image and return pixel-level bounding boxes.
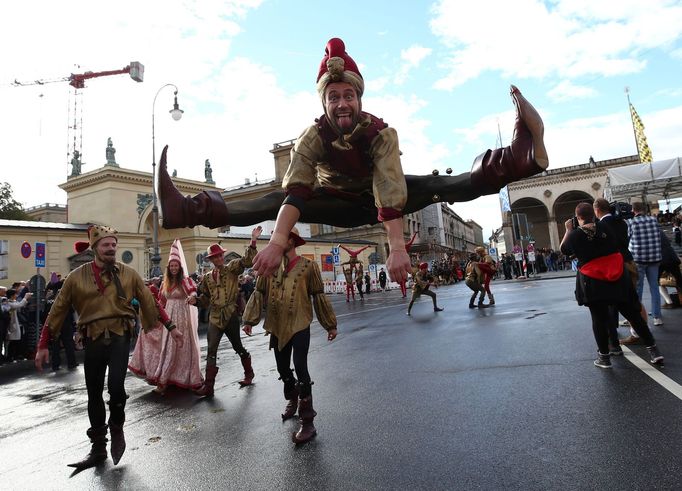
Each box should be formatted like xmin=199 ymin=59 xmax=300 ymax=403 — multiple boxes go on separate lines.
xmin=2 ymin=0 xmax=682 ymax=239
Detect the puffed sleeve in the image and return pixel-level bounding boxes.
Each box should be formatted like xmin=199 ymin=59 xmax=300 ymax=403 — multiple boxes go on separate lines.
xmin=137 ymin=276 xmax=164 ymax=333
xmin=370 ymin=127 xmax=407 ymax=221
xmin=281 ymin=125 xmax=325 ymax=210
xmin=308 ymin=261 xmax=337 ymax=331
xmin=44 ymin=274 xmax=74 ymax=338
xmin=196 ymin=275 xmax=211 ymax=309
xmin=243 ymin=275 xmax=268 ymax=327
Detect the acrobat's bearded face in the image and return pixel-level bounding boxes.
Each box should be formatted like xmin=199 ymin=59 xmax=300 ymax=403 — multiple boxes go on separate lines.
xmin=324 ymin=82 xmax=361 ymax=135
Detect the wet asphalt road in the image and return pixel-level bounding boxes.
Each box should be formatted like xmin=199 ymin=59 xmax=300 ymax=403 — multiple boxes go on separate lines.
xmin=1 ymin=274 xmax=682 ymax=490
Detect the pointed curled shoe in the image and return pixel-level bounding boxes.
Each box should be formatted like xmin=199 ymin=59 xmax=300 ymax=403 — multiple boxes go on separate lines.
xmin=109 ymin=423 xmax=126 ymax=466
xmin=157 ymin=146 xmax=229 ymax=229
xmin=510 ymin=84 xmax=548 ymax=170
xmin=470 ymin=86 xmax=549 ymax=194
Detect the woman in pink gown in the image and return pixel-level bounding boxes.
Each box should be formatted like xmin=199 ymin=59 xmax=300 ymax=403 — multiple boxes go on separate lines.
xmin=129 ymin=239 xmax=203 ymax=393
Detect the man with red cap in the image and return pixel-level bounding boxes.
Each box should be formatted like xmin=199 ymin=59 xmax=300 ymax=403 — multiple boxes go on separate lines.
xmin=158 ymin=38 xmax=548 ymax=286
xmin=407 ymin=262 xmax=444 ymax=316
xmin=189 ymin=226 xmax=262 ymax=396
xmin=34 ymin=225 xmax=183 ymax=469
xmin=242 ymin=228 xmax=337 ymax=444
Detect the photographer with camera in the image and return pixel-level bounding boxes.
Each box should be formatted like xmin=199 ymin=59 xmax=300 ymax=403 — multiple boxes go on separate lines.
xmin=560 ymin=203 xmax=663 ymax=368
xmin=593 ymin=199 xmax=647 ymax=351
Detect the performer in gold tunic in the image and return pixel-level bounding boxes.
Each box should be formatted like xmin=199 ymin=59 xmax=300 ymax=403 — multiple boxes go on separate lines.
xmin=189 ymin=226 xmax=262 ymax=396
xmin=406 ymin=262 xmax=444 ymax=316
xmin=34 ymin=225 xmax=182 ymax=469
xmin=475 ymin=246 xmax=497 ymax=305
xmin=243 ymin=228 xmax=337 ymax=444
xmin=465 ymin=253 xmax=488 ymax=309
xmin=158 ymin=38 xmax=549 ymax=287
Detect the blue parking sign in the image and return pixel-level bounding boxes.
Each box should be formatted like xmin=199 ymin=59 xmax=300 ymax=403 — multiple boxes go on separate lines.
xmin=35 ymin=242 xmax=46 ymax=268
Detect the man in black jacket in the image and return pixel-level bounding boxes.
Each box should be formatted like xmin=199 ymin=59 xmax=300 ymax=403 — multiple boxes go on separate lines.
xmin=593 ymin=198 xmax=647 ymax=349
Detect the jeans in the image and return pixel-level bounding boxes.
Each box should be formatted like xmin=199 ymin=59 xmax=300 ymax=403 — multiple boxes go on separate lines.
xmin=636 ymin=262 xmax=662 ymax=318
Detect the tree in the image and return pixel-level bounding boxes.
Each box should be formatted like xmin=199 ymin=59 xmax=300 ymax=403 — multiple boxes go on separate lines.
xmin=0 ymin=182 xmax=33 ymax=220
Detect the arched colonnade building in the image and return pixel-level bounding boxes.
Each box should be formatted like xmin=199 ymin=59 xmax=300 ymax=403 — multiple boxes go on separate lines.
xmin=501 ymin=155 xmax=639 ymax=252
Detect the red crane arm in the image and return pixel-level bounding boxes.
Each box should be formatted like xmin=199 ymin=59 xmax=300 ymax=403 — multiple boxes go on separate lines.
xmin=69 ymin=66 xmax=131 ymax=89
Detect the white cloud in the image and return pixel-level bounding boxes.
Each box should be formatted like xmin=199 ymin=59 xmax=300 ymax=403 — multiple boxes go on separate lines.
xmin=395 ymin=45 xmax=432 ymax=85
xmin=547 ymin=80 xmax=598 ymax=102
xmin=429 ymin=0 xmax=682 ymax=89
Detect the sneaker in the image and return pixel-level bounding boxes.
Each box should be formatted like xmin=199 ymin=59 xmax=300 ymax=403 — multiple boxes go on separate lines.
xmin=653 ymin=317 xmax=663 ymax=326
xmin=619 ymin=320 xmax=631 ymax=327
xmin=647 ymin=345 xmax=664 ymax=364
xmin=594 ymin=353 xmax=612 ymax=369
xmin=619 ymin=335 xmax=641 ymax=345
xmin=661 ymin=303 xmax=674 ymax=309
xmin=609 ymin=345 xmax=624 ymax=356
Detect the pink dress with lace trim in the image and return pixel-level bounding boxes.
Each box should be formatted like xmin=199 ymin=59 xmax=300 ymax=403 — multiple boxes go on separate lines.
xmin=128 ymin=284 xmax=203 ymax=390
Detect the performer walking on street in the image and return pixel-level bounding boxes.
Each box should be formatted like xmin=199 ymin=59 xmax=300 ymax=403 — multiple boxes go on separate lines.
xmin=407 ymin=263 xmax=444 ymax=316
xmin=342 ymin=264 xmax=355 ymax=302
xmin=475 ymin=246 xmax=497 ymax=305
xmin=465 ymin=253 xmax=488 ymax=309
xmin=158 ymin=38 xmax=549 ymax=286
xmin=243 ymin=228 xmax=337 ymax=444
xmin=129 ymin=239 xmax=204 ymax=393
xmin=189 ymin=226 xmax=262 ymax=396
xmin=34 ymin=225 xmax=183 ymax=469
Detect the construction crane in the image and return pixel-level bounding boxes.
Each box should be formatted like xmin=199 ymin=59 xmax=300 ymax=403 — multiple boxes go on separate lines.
xmin=10 ymin=62 xmax=144 ymax=173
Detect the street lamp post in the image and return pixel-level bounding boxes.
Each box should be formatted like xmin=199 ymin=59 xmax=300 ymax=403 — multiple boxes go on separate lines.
xmin=151 ymin=84 xmax=184 ymax=278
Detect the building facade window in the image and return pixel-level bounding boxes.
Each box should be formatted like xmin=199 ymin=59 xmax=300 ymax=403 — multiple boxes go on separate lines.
xmin=0 ymin=240 xmax=8 ymax=280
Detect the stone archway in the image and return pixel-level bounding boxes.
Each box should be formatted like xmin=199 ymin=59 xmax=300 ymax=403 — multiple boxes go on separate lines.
xmin=553 ymin=191 xmax=594 ymax=237
xmin=510 ymin=197 xmax=551 ymax=249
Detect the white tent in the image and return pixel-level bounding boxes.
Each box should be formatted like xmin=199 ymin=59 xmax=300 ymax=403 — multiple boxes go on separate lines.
xmin=604 ymin=157 xmax=682 ymax=202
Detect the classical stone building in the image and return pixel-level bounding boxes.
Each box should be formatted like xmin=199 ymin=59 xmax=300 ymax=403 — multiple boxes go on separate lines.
xmin=501 ymin=155 xmax=640 ymax=252
xmin=0 ymin=159 xmax=373 ymax=285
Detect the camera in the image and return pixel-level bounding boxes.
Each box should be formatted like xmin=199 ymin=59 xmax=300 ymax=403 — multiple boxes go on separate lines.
xmin=609 ymin=201 xmax=634 ymax=220
xmin=571 ymin=216 xmax=579 ymax=229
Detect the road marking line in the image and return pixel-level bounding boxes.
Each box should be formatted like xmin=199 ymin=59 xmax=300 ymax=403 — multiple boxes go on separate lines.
xmin=622 ymin=346 xmax=682 ymax=400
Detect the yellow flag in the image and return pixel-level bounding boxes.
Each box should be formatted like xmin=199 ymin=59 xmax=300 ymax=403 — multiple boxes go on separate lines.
xmin=629 ymin=103 xmax=653 ymax=163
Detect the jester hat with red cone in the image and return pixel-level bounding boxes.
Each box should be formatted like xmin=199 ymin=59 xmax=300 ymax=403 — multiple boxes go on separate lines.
xmin=316 ymin=38 xmax=364 ymax=100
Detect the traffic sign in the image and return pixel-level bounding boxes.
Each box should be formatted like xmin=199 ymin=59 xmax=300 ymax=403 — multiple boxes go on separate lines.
xmin=489 ymin=247 xmax=497 ymax=255
xmin=35 ymin=242 xmax=46 ymax=268
xmin=21 ymin=241 xmax=32 ymax=259
xmin=512 ymin=245 xmax=522 ymax=254
xmin=331 ymin=246 xmax=340 ymax=255
xmin=333 ymin=254 xmax=340 ymax=265
xmin=527 ymin=243 xmax=535 ymax=252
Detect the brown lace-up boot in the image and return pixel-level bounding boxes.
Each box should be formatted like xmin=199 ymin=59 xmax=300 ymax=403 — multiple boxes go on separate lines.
xmin=239 ymin=354 xmax=255 ymax=386
xmin=470 ymin=85 xmax=548 ymax=195
xmin=281 ymin=377 xmax=299 ymax=420
xmin=157 ymin=146 xmax=229 ymax=229
xmin=292 ymin=395 xmax=317 ymax=444
xmin=194 ymin=365 xmax=219 ymax=397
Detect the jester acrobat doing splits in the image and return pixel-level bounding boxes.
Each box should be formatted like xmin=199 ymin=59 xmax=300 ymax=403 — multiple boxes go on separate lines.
xmin=158 ymin=38 xmax=548 ymax=283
